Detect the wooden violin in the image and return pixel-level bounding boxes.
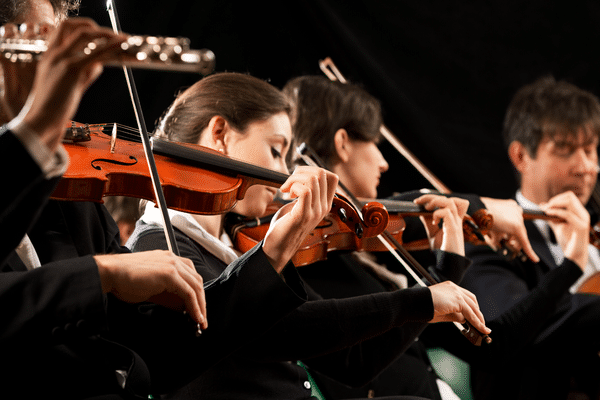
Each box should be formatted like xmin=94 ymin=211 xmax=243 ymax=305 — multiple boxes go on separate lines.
xmin=296 ymin=143 xmax=492 ymax=346
xmin=231 ymin=197 xmax=494 ymax=267
xmin=53 ymin=122 xmax=389 ymax=240
xmin=229 ymin=199 xmax=391 ymax=267
xmin=360 ymin=198 xmax=493 ymax=250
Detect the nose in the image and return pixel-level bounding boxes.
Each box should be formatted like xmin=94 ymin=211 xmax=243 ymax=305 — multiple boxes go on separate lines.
xmin=377 ymin=148 xmax=389 ymax=173
xmin=571 ymin=148 xmax=599 ymax=176
xmin=276 ymin=159 xmax=289 ymax=175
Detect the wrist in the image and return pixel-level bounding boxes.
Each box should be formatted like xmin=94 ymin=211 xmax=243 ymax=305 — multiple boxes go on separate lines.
xmin=94 ymin=255 xmax=115 ymax=294
xmin=261 ymin=241 xmax=287 ymax=274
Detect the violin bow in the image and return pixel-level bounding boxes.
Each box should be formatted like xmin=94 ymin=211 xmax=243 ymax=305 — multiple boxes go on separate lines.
xmin=297 ymin=143 xmax=491 ymax=346
xmin=106 ymin=0 xmax=199 ymax=334
xmin=106 ymin=0 xmax=179 ymax=255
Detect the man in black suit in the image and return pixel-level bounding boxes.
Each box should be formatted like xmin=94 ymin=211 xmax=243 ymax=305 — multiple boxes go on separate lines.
xmin=462 ymin=76 xmax=600 ymax=400
xmin=0 ymin=1 xmax=339 ymax=398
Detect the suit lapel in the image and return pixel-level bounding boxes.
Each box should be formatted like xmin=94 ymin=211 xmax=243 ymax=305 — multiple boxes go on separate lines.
xmin=3 ymin=250 xmax=28 ymax=272
xmin=525 ymin=220 xmax=557 ymax=273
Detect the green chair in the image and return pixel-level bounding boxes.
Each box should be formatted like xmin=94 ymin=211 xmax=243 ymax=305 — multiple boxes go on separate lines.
xmin=426 ymin=347 xmax=473 ymax=400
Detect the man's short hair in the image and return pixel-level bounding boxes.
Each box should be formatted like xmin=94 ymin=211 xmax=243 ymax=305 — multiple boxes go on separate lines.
xmin=503 ymin=75 xmax=600 ymax=156
xmin=0 ymin=0 xmax=80 ymax=25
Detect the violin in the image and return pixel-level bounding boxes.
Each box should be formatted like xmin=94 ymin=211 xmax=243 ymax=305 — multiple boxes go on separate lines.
xmin=53 ymin=122 xmax=389 ymax=239
xmin=229 ymin=199 xmax=392 ymax=267
xmin=361 ymin=198 xmax=493 ymax=249
xmin=295 ymin=143 xmax=492 ymax=346
xmin=231 ymin=198 xmax=494 ymax=267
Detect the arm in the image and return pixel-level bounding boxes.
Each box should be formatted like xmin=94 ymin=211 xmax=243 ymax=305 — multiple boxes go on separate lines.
xmin=0 ymin=256 xmax=108 ymax=350
xmin=0 ymin=19 xmax=126 ymax=263
xmin=125 ymin=226 xmax=307 ymax=393
xmin=239 ymin=284 xmax=433 ymax=386
xmin=426 ymin=241 xmax=583 ymax=371
xmin=0 ymin=130 xmax=60 ymax=265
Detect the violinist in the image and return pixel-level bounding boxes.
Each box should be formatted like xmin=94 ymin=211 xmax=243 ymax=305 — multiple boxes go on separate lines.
xmin=0 ymin=1 xmax=311 ymax=399
xmin=283 ymin=74 xmax=468 ymax=399
xmin=461 ymin=76 xmax=600 ymax=399
xmin=127 ymin=71 xmax=490 ymax=400
xmin=282 ymin=75 xmax=588 ymax=400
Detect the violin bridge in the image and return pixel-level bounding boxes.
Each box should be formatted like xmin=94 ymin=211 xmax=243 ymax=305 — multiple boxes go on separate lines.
xmin=110 ymin=123 xmax=117 ymax=153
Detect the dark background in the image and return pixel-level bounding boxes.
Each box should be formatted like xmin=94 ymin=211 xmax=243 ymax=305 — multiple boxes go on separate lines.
xmin=74 ymin=0 xmax=600 ymax=200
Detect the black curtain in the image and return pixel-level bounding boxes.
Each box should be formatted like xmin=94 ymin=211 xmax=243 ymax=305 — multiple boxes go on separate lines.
xmin=75 ymin=0 xmax=600 ymax=199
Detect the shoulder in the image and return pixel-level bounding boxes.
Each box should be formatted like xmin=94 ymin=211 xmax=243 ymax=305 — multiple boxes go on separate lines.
xmin=128 ymin=221 xmax=228 ymax=281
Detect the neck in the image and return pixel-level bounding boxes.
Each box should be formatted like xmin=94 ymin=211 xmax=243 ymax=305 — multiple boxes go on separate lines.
xmin=191 ymin=213 xmax=225 ymax=239
xmin=519 ymin=175 xmax=547 ymax=205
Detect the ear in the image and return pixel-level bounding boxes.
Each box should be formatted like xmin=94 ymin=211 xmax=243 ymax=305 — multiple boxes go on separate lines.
xmin=333 ymin=128 xmax=351 ymax=163
xmin=507 ymin=141 xmax=531 ymax=174
xmin=203 ymin=115 xmax=230 ymax=153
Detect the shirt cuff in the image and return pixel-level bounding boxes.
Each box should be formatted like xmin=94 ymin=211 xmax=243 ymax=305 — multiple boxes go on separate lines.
xmin=8 ymin=119 xmax=68 ymax=178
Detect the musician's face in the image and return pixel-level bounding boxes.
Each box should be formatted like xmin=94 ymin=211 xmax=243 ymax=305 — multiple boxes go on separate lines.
xmin=333 ymin=140 xmax=389 ymax=199
xmin=12 ymin=0 xmax=56 ymax=25
xmin=0 ymin=0 xmax=56 ymax=123
xmin=518 ymin=127 xmax=599 ymax=205
xmin=226 ymin=112 xmax=292 ymax=217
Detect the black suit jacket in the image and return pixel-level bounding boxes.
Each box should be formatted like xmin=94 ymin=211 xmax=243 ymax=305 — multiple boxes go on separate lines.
xmin=131 ymin=223 xmax=438 ymax=400
xmin=1 ymin=199 xmax=306 ymax=399
xmin=462 ymin=219 xmax=600 ymax=399
xmin=0 ymin=127 xmax=59 ymax=265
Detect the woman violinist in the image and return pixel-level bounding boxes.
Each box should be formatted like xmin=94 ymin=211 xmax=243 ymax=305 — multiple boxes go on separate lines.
xmin=126 ymin=71 xmax=490 ymax=400
xmin=283 ymin=75 xmax=596 ymax=399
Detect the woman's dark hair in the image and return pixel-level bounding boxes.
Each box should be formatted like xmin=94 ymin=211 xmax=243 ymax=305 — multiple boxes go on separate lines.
xmin=503 ymin=75 xmax=600 ymax=155
xmin=155 ymin=72 xmax=291 ymax=144
xmin=0 ymin=0 xmax=80 ymax=24
xmin=282 ymin=75 xmax=382 ymax=168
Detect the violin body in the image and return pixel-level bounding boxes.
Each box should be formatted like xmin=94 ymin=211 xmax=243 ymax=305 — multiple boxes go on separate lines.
xmin=55 ymin=123 xmax=391 ymax=242
xmin=578 ymin=272 xmax=600 ymax=295
xmin=53 ymin=123 xmax=250 ymax=214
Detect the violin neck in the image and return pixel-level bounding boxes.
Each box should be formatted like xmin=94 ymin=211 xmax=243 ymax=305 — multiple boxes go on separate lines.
xmin=361 ymin=199 xmax=428 ymax=216
xmin=152 ymin=138 xmax=289 ymax=188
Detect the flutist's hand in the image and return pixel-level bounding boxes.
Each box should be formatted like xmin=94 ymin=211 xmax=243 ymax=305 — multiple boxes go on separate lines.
xmin=1 ymin=18 xmax=125 ymax=151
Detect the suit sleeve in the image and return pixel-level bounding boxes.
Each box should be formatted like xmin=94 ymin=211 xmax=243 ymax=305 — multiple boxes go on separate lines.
xmin=0 ymin=129 xmax=60 ymax=265
xmin=123 ymin=225 xmax=307 ymax=393
xmin=0 ymin=256 xmax=108 ymax=351
xmin=425 ymin=241 xmax=584 ymax=371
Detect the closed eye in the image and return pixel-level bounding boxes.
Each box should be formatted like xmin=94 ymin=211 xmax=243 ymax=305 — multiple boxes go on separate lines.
xmin=271 ymin=147 xmax=282 ymax=158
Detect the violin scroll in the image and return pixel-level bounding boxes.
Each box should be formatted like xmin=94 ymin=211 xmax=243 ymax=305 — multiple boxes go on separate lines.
xmin=360 ymin=201 xmax=389 ymax=238
xmin=463 ymin=209 xmax=494 ymax=245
